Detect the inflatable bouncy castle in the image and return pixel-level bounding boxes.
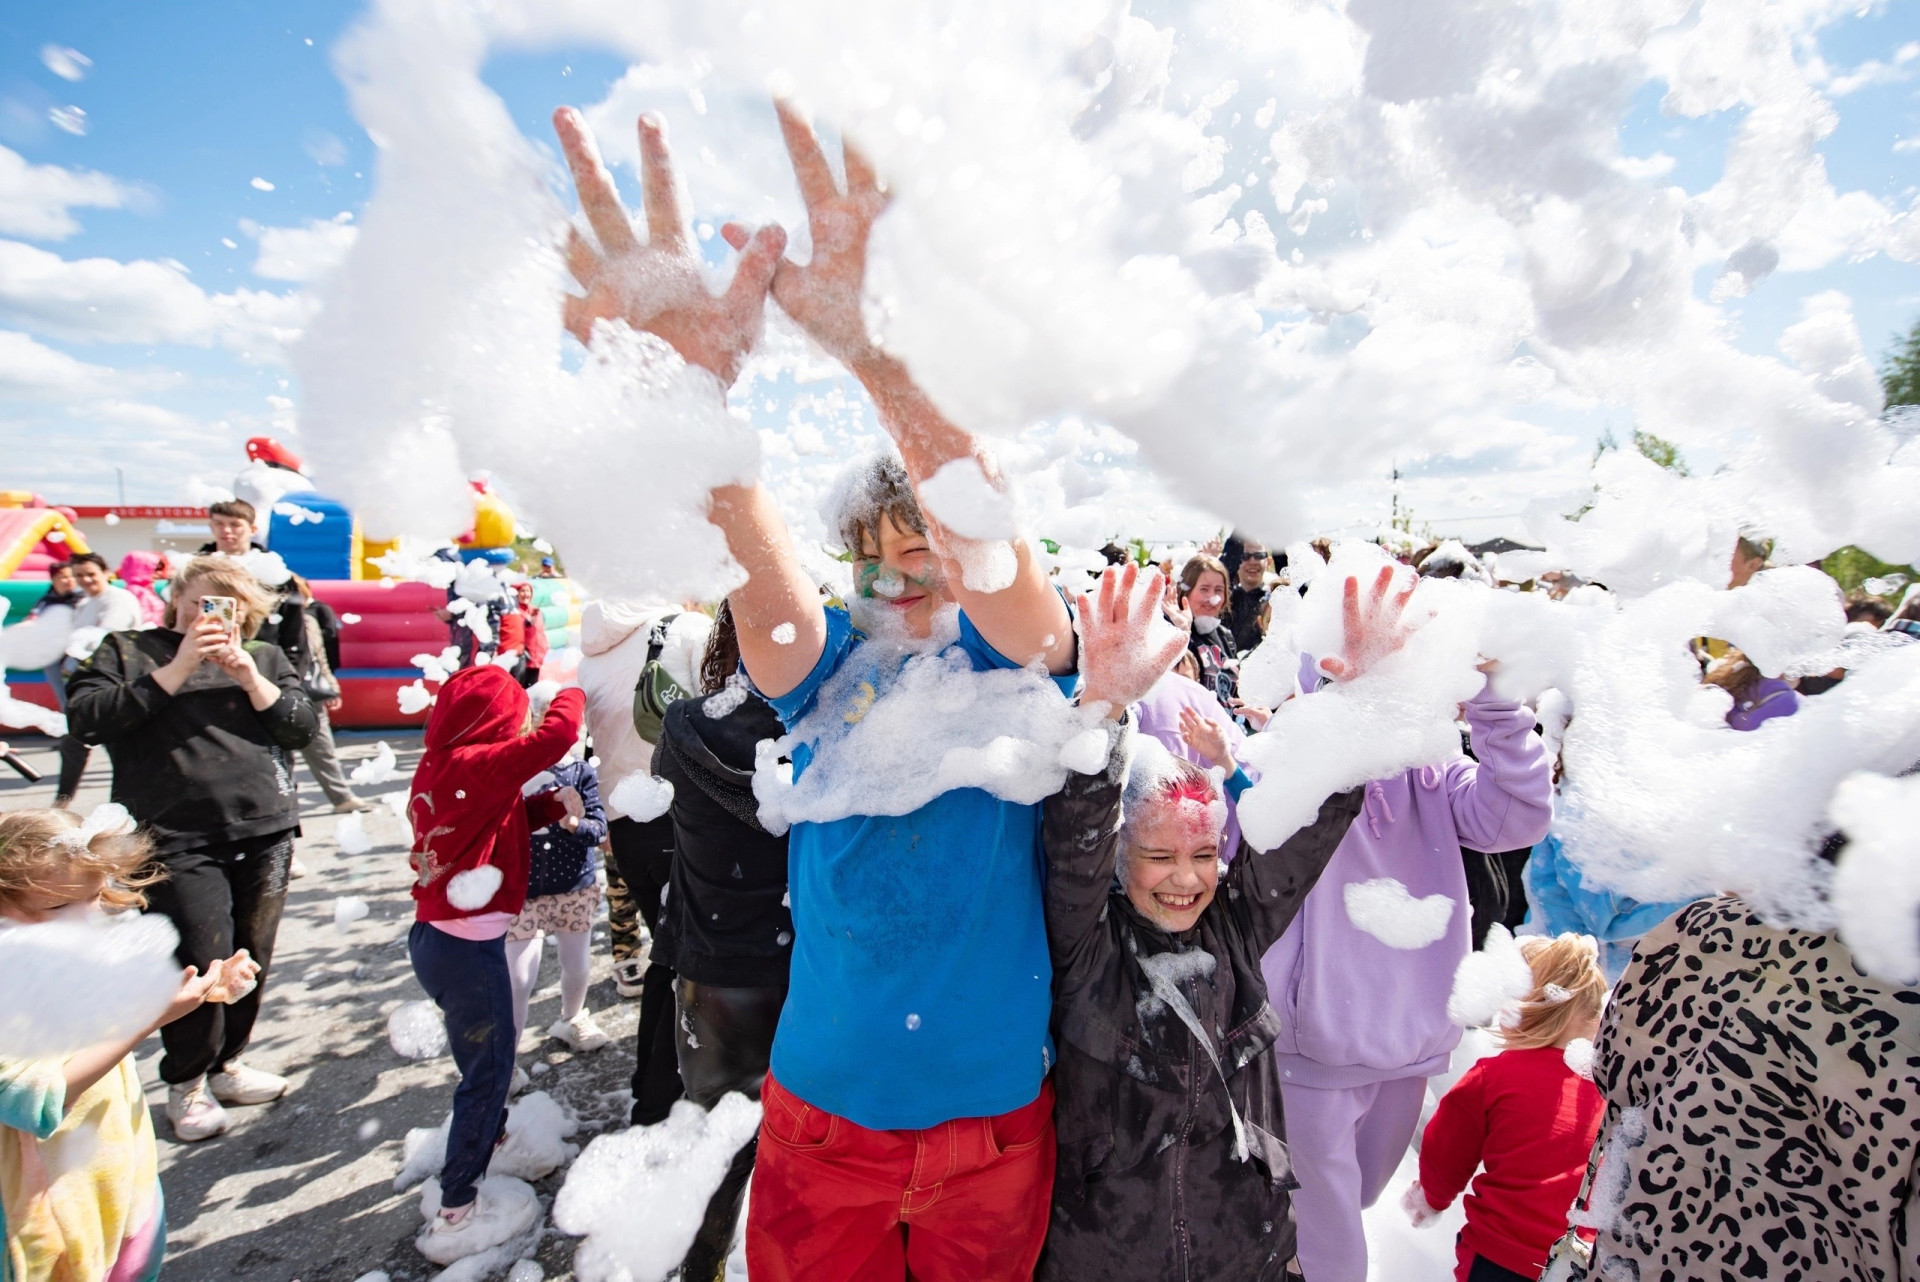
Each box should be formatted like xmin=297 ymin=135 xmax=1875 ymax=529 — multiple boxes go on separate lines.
xmin=2 ymin=443 xmax=582 ymax=730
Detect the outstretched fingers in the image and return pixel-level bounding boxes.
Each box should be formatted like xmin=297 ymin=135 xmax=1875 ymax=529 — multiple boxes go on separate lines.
xmin=844 ymin=141 xmax=881 ymax=197
xmin=553 ymin=107 xmax=638 ymax=257
xmin=564 ymin=226 xmax=601 ymax=290
xmin=637 ymin=113 xmax=689 ymax=252
xmin=720 ymin=223 xmax=789 ymax=333
xmin=1094 ymin=566 xmax=1119 ymax=629
xmin=775 ymin=99 xmax=840 ymax=210
xmin=1134 ymin=569 xmax=1166 ymax=628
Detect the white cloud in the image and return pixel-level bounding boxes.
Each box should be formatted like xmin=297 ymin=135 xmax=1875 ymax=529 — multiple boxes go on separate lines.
xmin=39 ymin=46 xmax=90 ymax=82
xmin=0 ymin=239 xmax=316 ymax=360
xmin=244 ymin=212 xmax=358 ymax=283
xmin=1823 ymin=41 xmax=1920 ymax=95
xmin=0 ymin=146 xmax=139 ymax=240
xmin=0 ymin=330 xmax=200 ymax=458
xmin=0 ymin=329 xmax=125 ymax=399
xmin=303 ymin=129 xmax=348 ymax=167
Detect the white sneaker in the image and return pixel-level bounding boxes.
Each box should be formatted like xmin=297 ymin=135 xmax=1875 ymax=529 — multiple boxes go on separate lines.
xmin=612 ymin=955 xmax=648 ymax=999
xmin=416 ymin=1176 xmax=540 ymax=1265
xmin=166 ymin=1077 xmax=231 ymax=1142
xmin=290 ymin=856 xmax=310 ymax=880
xmin=208 ymin=1060 xmax=289 ymax=1106
xmin=509 ymin=1065 xmax=530 ymax=1096
xmin=549 ymin=1009 xmax=610 ymax=1052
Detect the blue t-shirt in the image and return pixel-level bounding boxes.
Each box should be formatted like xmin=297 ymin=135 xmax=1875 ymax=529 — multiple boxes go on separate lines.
xmin=763 ymin=605 xmax=1070 ymax=1130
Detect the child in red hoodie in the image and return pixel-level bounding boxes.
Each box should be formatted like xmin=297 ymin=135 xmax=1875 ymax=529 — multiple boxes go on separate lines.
xmin=405 ymin=665 xmax=585 ymax=1262
xmin=1404 ymin=934 xmax=1608 ymax=1282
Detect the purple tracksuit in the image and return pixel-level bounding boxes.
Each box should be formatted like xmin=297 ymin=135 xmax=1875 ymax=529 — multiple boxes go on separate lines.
xmin=1260 ymin=684 xmax=1552 ymax=1282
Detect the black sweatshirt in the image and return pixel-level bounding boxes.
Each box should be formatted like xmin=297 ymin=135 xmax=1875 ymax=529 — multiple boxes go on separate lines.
xmin=651 ymin=692 xmax=792 ymax=988
xmin=65 ymin=629 xmax=318 ymax=855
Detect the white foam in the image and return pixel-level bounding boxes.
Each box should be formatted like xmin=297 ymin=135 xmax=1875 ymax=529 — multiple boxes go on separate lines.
xmin=1446 ymin=924 xmax=1535 ymax=1028
xmin=0 ymin=914 xmax=182 ymax=1058
xmin=447 ymin=864 xmax=504 ymax=911
xmin=1829 ymin=771 xmax=1920 ymax=983
xmin=396 ymin=1090 xmax=580 ymax=1190
xmin=336 ymin=812 xmax=373 ymax=855
xmin=387 ymin=1000 xmax=448 ymax=1059
xmin=1344 ymin=878 xmax=1454 ymax=951
xmin=554 ymin=1093 xmax=764 ymax=1282
xmin=608 ymin=773 xmax=674 ymax=824
xmin=350 ymin=740 xmax=400 ymax=784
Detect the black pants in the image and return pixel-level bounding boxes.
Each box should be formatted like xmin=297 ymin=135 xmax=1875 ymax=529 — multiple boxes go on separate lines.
xmin=1497 ymin=847 xmax=1532 ymax=931
xmin=143 ymin=831 xmax=295 ymax=1084
xmin=608 ymin=814 xmax=683 ymax=1125
xmin=1466 ymin=1253 xmax=1533 ymax=1282
xmin=674 ymin=979 xmax=787 ymax=1282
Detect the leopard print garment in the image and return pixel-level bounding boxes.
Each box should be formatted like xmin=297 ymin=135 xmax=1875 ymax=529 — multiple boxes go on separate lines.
xmin=1569 ymin=894 xmax=1920 ymax=1282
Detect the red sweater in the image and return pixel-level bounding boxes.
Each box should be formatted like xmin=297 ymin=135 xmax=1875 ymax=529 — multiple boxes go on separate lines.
xmin=1418 ymin=1045 xmax=1603 ymax=1280
xmin=407 ymin=665 xmax=585 ymax=922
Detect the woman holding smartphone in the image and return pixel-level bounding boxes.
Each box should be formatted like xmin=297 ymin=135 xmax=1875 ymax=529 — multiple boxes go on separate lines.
xmin=65 ymin=556 xmax=318 ymax=1143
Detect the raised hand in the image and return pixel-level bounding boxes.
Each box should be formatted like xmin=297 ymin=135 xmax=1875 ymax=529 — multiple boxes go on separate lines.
xmin=1317 ymin=564 xmax=1420 ymax=682
xmin=1177 ymin=704 xmax=1232 ymax=769
xmin=555 ymin=784 xmax=585 ymax=832
xmin=553 ymin=107 xmax=786 ymax=388
xmin=1077 ymin=565 xmax=1190 ymax=718
xmin=1161 ymin=568 xmax=1193 ymax=634
xmin=202 ymin=950 xmax=260 ymax=1005
xmin=737 ymin=100 xmax=889 ymax=365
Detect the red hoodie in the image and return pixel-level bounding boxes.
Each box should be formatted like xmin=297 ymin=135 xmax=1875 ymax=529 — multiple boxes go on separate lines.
xmin=407 ymin=665 xmax=585 ymax=922
xmin=1418 ymin=1045 xmax=1604 ymax=1281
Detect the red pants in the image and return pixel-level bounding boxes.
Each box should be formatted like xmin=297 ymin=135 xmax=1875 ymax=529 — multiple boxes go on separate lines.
xmin=747 ymin=1071 xmax=1056 ymax=1281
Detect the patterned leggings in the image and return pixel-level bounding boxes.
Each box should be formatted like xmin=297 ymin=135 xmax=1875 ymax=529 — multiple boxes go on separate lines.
xmin=602 ymin=855 xmax=641 ymax=962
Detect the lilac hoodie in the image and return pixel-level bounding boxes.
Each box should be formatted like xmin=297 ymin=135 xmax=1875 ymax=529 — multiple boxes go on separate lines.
xmin=1260 ymin=684 xmax=1552 ymax=1088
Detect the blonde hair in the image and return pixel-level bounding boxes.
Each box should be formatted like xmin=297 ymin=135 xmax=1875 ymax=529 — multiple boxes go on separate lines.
xmin=164 ymin=556 xmax=277 ymax=638
xmin=1703 ymin=647 xmax=1763 ymax=702
xmin=0 ymin=809 xmax=161 ymax=914
xmin=1498 ymin=933 xmax=1607 ymax=1051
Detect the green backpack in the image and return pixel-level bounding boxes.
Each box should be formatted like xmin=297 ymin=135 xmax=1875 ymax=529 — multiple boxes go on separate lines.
xmin=630 ymin=613 xmax=691 ymax=744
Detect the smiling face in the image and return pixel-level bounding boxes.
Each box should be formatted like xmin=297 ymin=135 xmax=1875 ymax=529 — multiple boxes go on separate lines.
xmin=855 ymin=513 xmax=954 ymax=640
xmin=1186 ymin=569 xmax=1229 ymax=620
xmin=1122 ymin=801 xmax=1223 ymax=933
xmin=47 ymin=563 xmax=74 ymax=595
xmin=70 ymin=561 xmax=109 ymax=597
xmin=1236 ymin=551 xmax=1267 ymax=590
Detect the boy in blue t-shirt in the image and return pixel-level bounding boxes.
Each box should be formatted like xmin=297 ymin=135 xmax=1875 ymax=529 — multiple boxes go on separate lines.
xmin=553 ymin=101 xmax=1076 ymax=1280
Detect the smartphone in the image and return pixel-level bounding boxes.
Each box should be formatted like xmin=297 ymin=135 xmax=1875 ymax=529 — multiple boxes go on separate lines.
xmin=200 ymin=595 xmax=238 ymax=639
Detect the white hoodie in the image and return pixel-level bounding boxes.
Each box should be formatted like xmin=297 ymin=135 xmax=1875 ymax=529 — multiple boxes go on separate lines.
xmin=577 ymin=600 xmax=710 ymax=821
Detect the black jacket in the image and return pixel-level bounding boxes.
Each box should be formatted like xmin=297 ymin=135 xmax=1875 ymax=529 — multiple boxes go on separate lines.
xmin=1187 ymin=622 xmax=1240 ymax=706
xmin=1227 ymin=584 xmax=1267 ymax=653
xmin=1039 ymin=720 xmax=1361 ymax=1282
xmin=65 ymin=629 xmax=317 ymax=855
xmin=651 ymin=692 xmax=792 ymax=987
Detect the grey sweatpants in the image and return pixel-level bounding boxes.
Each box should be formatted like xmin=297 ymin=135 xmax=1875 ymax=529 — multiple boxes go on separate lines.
xmin=299 ymin=709 xmax=357 ymax=807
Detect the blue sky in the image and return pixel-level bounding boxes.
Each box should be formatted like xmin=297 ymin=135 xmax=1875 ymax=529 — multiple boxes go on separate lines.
xmin=0 ymin=0 xmax=1915 ymax=546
